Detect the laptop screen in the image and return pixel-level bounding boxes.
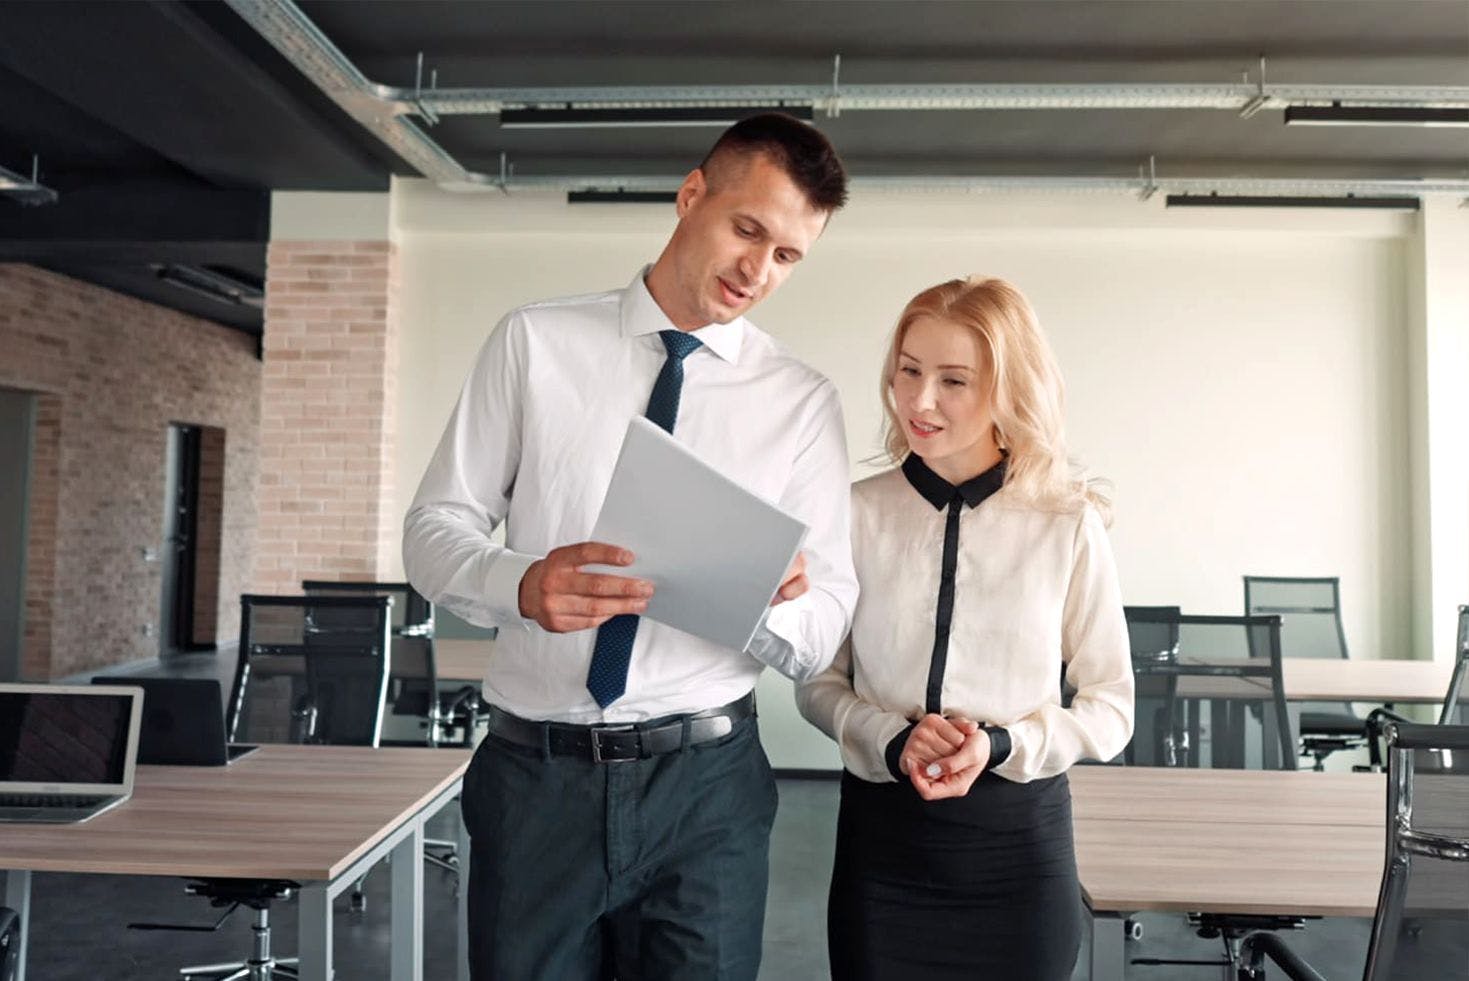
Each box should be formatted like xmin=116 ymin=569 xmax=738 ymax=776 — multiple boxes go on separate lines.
xmin=0 ymin=691 xmax=134 ymax=785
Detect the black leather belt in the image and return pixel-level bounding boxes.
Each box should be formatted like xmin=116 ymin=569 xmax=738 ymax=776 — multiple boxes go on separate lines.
xmin=485 ymin=692 xmax=756 ymax=763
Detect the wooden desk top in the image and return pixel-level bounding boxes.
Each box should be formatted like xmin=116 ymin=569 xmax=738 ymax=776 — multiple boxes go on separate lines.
xmin=1070 ymin=766 xmax=1387 ymax=917
xmin=435 ymin=637 xmax=492 ymax=684
xmin=0 ymin=745 xmax=470 ymax=881
xmin=1279 ymin=658 xmax=1453 ymax=704
xmin=1171 ymin=656 xmax=1452 ymax=704
xmin=1069 ymin=766 xmax=1385 ymax=827
xmin=1075 ymin=818 xmax=1384 ymax=917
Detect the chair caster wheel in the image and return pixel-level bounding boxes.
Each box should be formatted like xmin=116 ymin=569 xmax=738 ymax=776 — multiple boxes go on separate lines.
xmin=1125 ymin=918 xmax=1144 ymax=941
xmin=350 ymin=892 xmax=367 ymax=913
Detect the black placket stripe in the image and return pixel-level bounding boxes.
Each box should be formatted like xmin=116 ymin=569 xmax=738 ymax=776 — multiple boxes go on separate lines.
xmin=924 ymin=495 xmax=964 ymax=715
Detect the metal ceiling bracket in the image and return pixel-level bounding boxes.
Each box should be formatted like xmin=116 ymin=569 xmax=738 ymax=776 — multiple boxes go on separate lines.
xmin=1137 ymin=155 xmax=1159 ymax=201
xmin=827 ymin=54 xmax=842 ymax=119
xmin=1238 ymin=55 xmax=1270 ymax=119
xmin=413 ymin=52 xmax=440 ymax=126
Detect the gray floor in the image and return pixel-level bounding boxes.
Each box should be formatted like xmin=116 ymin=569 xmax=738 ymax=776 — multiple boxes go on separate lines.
xmin=29 ymin=649 xmax=1376 ymax=980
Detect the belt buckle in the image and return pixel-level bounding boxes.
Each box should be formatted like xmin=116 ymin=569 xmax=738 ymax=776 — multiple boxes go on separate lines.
xmin=590 ymin=724 xmax=636 ymax=764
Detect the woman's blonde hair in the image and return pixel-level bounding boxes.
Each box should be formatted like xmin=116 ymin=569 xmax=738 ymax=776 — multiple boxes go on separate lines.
xmin=879 ymin=276 xmax=1111 ymax=522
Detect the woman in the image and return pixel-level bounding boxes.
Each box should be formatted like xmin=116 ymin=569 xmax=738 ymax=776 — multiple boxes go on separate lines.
xmin=797 ymin=277 xmax=1134 ymax=980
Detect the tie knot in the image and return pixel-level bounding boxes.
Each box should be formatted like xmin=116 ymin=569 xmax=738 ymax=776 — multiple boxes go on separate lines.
xmin=659 ymin=329 xmax=703 ymax=361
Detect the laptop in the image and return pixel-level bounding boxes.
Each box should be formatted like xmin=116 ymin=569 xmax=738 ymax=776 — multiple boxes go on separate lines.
xmin=0 ymin=683 xmax=144 ymax=824
xmin=91 ymin=677 xmax=258 ymax=766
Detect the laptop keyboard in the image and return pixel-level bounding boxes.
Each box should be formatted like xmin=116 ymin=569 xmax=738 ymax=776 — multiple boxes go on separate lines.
xmin=0 ymin=792 xmax=107 ymax=809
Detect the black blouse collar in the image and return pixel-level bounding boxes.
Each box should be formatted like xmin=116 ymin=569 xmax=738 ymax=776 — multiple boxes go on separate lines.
xmin=901 ymin=453 xmax=1007 ymax=511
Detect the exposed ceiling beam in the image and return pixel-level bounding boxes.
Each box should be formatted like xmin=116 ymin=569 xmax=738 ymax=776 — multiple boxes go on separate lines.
xmin=0 ymin=182 xmax=268 ymax=249
xmin=0 ymin=0 xmax=390 ymax=189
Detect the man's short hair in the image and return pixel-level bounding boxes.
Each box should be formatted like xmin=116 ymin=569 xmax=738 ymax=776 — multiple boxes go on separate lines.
xmin=700 ymin=113 xmax=849 ymax=213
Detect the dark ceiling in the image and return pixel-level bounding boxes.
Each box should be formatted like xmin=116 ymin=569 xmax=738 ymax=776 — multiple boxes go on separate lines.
xmin=2 ymin=1 xmax=1467 ymax=337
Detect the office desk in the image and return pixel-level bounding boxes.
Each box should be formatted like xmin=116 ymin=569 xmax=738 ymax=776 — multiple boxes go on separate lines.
xmin=435 ymin=637 xmax=492 ymax=685
xmin=1069 ymin=767 xmax=1386 ymax=981
xmin=0 ymin=745 xmax=471 ymax=981
xmin=1278 ymin=657 xmax=1454 ymax=704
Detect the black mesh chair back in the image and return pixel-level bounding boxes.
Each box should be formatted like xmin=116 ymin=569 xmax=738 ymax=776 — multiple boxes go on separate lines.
xmin=1244 ymin=575 xmax=1354 ymax=712
xmin=300 ymin=580 xmax=433 ymax=636
xmin=1243 ymin=576 xmax=1348 ymax=661
xmin=301 ymin=649 xmax=390 ymax=746
xmin=301 ymin=580 xmax=450 ymax=742
xmin=1125 ymin=605 xmax=1182 ymax=662
xmin=228 ymin=594 xmax=392 ymax=746
xmin=1439 ymin=606 xmax=1469 ymax=726
xmin=1124 ymin=606 xmax=1182 ymax=765
xmin=1363 ymin=722 xmax=1469 ymax=981
xmin=1124 ymin=611 xmax=1295 ymax=770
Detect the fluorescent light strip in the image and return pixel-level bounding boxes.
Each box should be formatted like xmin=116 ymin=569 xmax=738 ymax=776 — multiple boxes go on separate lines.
xmin=1166 ymin=193 xmax=1421 ymax=210
xmin=567 ymin=190 xmax=679 ymax=204
xmin=1284 ymin=105 xmax=1469 ymax=128
xmin=501 ymin=105 xmax=814 ymax=129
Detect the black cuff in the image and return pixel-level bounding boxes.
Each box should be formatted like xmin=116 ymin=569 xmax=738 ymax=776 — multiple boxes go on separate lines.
xmin=983 ymin=726 xmax=1012 ymax=769
xmin=884 ymin=722 xmax=917 ymax=781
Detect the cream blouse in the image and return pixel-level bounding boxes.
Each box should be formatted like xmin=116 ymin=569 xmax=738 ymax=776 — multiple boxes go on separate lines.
xmin=796 ymin=456 xmax=1134 ymax=784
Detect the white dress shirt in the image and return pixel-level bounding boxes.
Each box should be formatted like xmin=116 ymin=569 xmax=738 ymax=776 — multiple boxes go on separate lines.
xmin=404 ymin=269 xmax=858 ymax=723
xmin=797 ymin=457 xmax=1134 ymax=783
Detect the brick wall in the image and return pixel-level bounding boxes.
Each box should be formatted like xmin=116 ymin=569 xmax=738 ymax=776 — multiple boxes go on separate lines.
xmin=254 ymin=240 xmax=397 ymax=591
xmin=0 ymin=264 xmax=261 ymax=678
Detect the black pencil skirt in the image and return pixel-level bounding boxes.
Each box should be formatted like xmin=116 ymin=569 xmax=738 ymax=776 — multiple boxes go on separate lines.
xmin=827 ymin=768 xmax=1083 ymax=981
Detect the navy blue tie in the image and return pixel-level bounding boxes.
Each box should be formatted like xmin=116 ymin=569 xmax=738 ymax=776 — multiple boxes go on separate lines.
xmin=586 ymin=329 xmax=704 ymax=708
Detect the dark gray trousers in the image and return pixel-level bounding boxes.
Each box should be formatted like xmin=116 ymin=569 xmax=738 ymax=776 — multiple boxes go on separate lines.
xmin=461 ymin=715 xmax=778 ymax=980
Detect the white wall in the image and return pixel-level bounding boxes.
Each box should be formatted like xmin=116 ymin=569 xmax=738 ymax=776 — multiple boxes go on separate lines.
xmin=387 ymin=179 xmax=1417 ymax=768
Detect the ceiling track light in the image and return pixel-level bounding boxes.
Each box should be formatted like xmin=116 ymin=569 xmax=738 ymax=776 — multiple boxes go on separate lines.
xmin=1165 ymin=193 xmax=1421 ymax=210
xmin=500 ymin=104 xmax=815 ymax=129
xmin=567 ymin=189 xmax=679 ymax=204
xmin=1284 ymin=105 xmax=1469 ymax=128
xmin=155 ymin=265 xmax=265 ymax=308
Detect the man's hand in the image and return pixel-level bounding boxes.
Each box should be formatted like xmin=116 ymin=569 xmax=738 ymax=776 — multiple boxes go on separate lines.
xmin=518 ymin=542 xmax=654 ymax=633
xmin=770 ymin=551 xmax=808 ymax=606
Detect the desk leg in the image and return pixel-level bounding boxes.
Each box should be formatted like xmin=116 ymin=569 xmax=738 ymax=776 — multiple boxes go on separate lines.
xmin=1086 ymin=910 xmax=1125 ymax=981
xmin=390 ymin=819 xmax=425 ymax=980
xmin=297 ymin=883 xmax=332 ymax=981
xmin=456 ymin=800 xmax=471 ymax=981
xmin=3 ymin=870 xmax=30 ymax=981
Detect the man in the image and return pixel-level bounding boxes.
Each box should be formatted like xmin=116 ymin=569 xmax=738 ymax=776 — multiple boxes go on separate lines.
xmin=403 ymin=113 xmax=857 ymax=979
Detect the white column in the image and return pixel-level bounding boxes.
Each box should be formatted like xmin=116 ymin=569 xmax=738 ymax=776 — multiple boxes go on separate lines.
xmin=1407 ymin=195 xmax=1469 ymax=661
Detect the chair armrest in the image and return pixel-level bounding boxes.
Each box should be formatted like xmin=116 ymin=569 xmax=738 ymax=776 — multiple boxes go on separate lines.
xmin=1364 ymin=707 xmax=1412 ymax=768
xmin=437 ymin=685 xmax=480 ymax=717
xmin=1238 ymin=931 xmax=1329 ymax=981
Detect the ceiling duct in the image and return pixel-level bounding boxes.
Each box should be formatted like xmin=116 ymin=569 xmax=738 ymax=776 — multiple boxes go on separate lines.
xmin=224 ymin=0 xmax=1469 ymax=199
xmin=0 ymin=158 xmax=58 ymax=206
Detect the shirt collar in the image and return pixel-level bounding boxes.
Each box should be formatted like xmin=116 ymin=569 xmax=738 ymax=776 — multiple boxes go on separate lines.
xmin=620 ymin=266 xmax=744 ymax=364
xmin=901 ymin=453 xmax=1007 ymax=511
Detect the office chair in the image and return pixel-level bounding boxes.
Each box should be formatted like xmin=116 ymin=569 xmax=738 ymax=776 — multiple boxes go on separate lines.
xmin=1364 ymin=605 xmax=1469 ymax=769
xmin=1124 ymin=611 xmax=1295 ymax=770
xmin=140 ymin=594 xmax=392 ymax=981
xmin=0 ymin=906 xmax=18 ymax=981
xmin=1237 ymin=722 xmax=1469 ymax=980
xmin=299 ymin=580 xmax=480 ymax=747
xmin=301 ymin=580 xmax=476 ymax=887
xmin=1244 ymin=576 xmax=1369 ymax=770
xmin=1125 ymin=613 xmax=1306 ymax=975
